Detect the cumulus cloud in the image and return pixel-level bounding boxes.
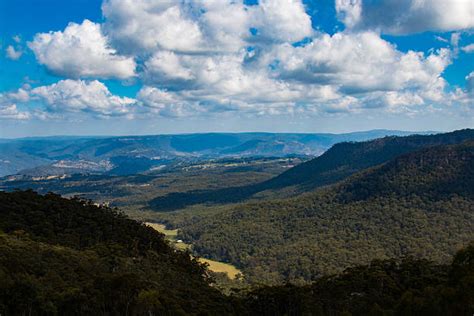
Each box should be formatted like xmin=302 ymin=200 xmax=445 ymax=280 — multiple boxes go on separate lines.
xmin=30 ymin=79 xmax=136 ymax=116
xmin=137 ymin=86 xmax=204 ymax=117
xmin=449 ymin=72 xmax=474 ymax=114
xmin=28 ymin=20 xmax=136 ymax=79
xmin=0 ymin=93 xmax=30 ymax=120
xmin=99 ymin=0 xmax=457 ymax=117
xmin=143 ymin=51 xmax=195 ymax=88
xmin=102 ymin=1 xmax=204 ymax=54
xmin=7 ymin=87 xmax=30 ymax=103
xmin=102 ymin=0 xmax=313 ymax=55
xmin=336 ymin=0 xmax=474 ymax=34
xmin=268 ymin=32 xmax=451 ymax=95
xmin=13 ymin=0 xmax=468 ymax=121
xmin=0 ymin=104 xmax=30 ymax=120
xmin=137 ymin=29 xmax=454 ymax=116
xmin=252 ymin=0 xmax=313 ymax=43
xmin=5 ymin=45 xmax=22 ymax=60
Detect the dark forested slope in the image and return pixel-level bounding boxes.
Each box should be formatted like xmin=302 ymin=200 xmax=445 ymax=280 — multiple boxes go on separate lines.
xmin=177 ymin=141 xmax=474 ymax=284
xmin=0 ymin=191 xmax=234 ymax=315
xmin=242 ymin=244 xmax=474 ymax=316
xmin=265 ymin=128 xmax=474 ymax=190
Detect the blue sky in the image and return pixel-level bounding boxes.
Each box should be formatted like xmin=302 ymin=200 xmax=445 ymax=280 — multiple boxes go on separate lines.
xmin=0 ymin=0 xmax=473 ymax=137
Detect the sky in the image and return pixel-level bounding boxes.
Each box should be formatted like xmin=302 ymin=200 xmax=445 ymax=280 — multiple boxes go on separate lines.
xmin=0 ymin=0 xmax=473 ymax=137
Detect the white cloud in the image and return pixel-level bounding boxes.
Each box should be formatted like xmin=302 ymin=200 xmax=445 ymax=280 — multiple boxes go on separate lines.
xmin=461 ymin=43 xmax=474 ymax=53
xmin=5 ymin=45 xmax=22 ymax=60
xmin=102 ymin=0 xmax=313 ymax=56
xmin=143 ymin=51 xmax=195 ymax=88
xmin=434 ymin=35 xmax=449 ymax=44
xmin=137 ymin=86 xmax=204 ymax=117
xmin=268 ymin=32 xmax=451 ymax=95
xmin=449 ymin=72 xmax=474 ymax=114
xmin=0 ymin=104 xmax=30 ymax=120
xmin=28 ymin=20 xmax=136 ymax=79
xmin=253 ymin=0 xmax=313 ymax=43
xmin=102 ymin=0 xmax=204 ymax=54
xmin=196 ymin=1 xmax=253 ymax=52
xmin=335 ymin=0 xmax=362 ymax=29
xmin=336 ymin=0 xmax=474 ymax=34
xmin=138 ymin=30 xmax=453 ymax=116
xmin=31 ymin=79 xmax=136 ymax=116
xmin=28 ymin=0 xmax=444 ymax=118
xmin=7 ymin=87 xmax=30 ymax=103
xmin=8 ymin=0 xmax=467 ymax=121
xmin=0 ymin=93 xmax=30 ymax=120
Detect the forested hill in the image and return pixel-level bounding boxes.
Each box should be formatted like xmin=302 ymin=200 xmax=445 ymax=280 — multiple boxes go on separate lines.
xmin=178 ymin=141 xmax=474 ymax=284
xmin=149 ymin=129 xmax=473 ymax=211
xmin=263 ymin=128 xmax=474 ymax=191
xmin=336 ymin=140 xmax=474 ymax=202
xmin=0 ymin=191 xmax=234 ymax=315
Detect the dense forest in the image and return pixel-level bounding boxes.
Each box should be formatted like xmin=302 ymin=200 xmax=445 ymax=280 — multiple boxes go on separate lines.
xmin=0 ymin=191 xmax=473 ymax=315
xmin=171 ymin=141 xmax=474 ymax=284
xmin=242 ymin=245 xmax=474 ymax=316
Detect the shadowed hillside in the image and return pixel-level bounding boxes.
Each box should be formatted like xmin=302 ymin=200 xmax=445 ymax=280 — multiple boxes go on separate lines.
xmin=0 ymin=191 xmax=234 ymax=315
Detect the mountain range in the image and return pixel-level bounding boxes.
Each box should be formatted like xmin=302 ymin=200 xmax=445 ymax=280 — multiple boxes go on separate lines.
xmin=153 ymin=129 xmax=474 ymax=284
xmin=149 ymin=129 xmax=473 ymax=210
xmin=0 ymin=130 xmax=423 ymax=177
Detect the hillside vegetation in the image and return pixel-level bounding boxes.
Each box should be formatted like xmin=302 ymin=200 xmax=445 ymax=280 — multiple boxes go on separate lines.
xmin=0 ymin=191 xmax=473 ymax=315
xmin=174 ymin=141 xmax=474 ymax=284
xmin=242 ymin=245 xmax=474 ymax=316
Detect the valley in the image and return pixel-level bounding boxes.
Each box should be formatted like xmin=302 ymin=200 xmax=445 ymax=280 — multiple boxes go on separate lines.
xmin=1 ymin=129 xmax=473 ymax=314
xmin=2 ymin=129 xmax=473 ymax=287
xmin=145 ymin=222 xmax=242 ymax=280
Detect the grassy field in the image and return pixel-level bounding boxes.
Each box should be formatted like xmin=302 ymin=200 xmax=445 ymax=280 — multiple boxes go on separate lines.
xmin=198 ymin=258 xmax=242 ymax=280
xmin=145 ymin=222 xmax=242 ymax=279
xmin=146 ymin=222 xmax=178 ymax=237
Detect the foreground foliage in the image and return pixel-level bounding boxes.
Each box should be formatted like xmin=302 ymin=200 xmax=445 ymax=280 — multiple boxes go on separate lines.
xmin=0 ymin=190 xmax=234 ymax=315
xmin=0 ymin=191 xmax=473 ymax=315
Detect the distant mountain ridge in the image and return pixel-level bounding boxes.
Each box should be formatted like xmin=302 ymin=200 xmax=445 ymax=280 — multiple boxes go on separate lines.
xmin=148 ymin=129 xmax=473 ymax=211
xmin=0 ymin=130 xmax=422 ymax=177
